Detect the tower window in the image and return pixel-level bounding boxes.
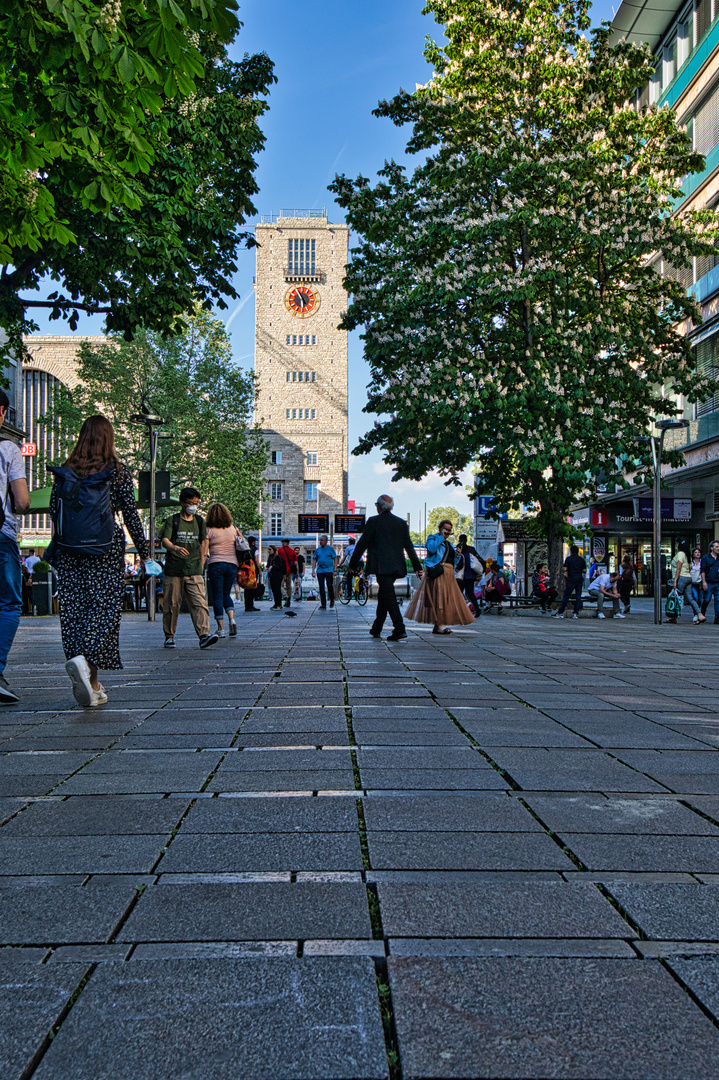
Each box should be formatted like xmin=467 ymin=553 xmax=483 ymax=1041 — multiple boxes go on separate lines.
xmin=270 ymin=513 xmax=283 ymax=537
xmin=271 ymin=450 xmax=282 ymax=465
xmin=311 ymin=409 xmax=316 ymax=419
xmin=306 ymin=452 xmax=318 ymax=465
xmin=305 ymin=482 xmax=318 ymax=501
xmin=312 ymin=372 xmax=316 ymax=382
xmin=269 ymin=482 xmax=283 ymax=500
xmin=288 ymin=238 xmax=316 ymax=273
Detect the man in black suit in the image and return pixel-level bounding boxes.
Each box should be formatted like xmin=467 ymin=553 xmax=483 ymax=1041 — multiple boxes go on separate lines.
xmin=347 ymin=494 xmax=423 ymax=641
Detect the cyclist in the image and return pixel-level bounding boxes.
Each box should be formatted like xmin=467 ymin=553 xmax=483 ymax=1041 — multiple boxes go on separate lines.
xmin=340 ymin=536 xmax=364 ymax=598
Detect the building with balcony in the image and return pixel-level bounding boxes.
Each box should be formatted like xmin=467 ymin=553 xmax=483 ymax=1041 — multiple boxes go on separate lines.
xmin=254 ymin=209 xmax=349 ymax=556
xmin=574 ymin=1 xmax=719 ymax=583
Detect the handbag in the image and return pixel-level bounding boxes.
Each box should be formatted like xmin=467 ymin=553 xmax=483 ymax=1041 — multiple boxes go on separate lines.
xmin=468 ymin=552 xmax=483 ymax=575
xmin=234 ymin=528 xmax=250 ymax=554
xmin=143 ymin=559 xmax=163 ymax=577
xmin=427 ymin=563 xmax=444 ymax=580
xmin=665 ymin=589 xmax=682 ymax=618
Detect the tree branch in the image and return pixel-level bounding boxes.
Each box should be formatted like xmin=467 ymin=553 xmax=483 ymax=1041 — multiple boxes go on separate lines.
xmin=17 ymin=299 xmax=113 ymax=314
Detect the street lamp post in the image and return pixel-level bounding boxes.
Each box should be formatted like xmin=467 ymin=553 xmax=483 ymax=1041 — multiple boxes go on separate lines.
xmin=642 ymin=419 xmax=689 ymax=626
xmin=131 ymin=409 xmax=166 ymax=622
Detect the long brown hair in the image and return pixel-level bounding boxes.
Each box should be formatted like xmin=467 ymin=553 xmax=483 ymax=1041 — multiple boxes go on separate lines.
xmin=64 ymin=415 xmax=124 ymax=477
xmin=206 ymin=503 xmax=233 ymax=529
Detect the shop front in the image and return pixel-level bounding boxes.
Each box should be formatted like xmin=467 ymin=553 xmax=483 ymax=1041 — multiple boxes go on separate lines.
xmin=571 ymin=499 xmax=711 ymax=596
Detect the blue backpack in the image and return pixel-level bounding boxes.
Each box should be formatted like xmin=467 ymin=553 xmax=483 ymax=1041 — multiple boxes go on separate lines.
xmin=48 ymin=466 xmax=116 ymax=558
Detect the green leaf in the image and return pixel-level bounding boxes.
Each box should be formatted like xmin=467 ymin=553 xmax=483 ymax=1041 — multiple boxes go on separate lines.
xmin=116 ymin=46 xmax=136 ymax=82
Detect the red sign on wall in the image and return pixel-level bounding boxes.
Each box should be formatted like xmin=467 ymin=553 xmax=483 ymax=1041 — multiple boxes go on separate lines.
xmin=590 ymin=507 xmax=607 ymax=527
xmin=20 ymin=443 xmax=37 ymax=457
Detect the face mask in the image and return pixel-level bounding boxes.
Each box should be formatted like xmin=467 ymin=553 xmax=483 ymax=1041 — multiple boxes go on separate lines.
xmin=184 ymin=505 xmax=199 ymax=515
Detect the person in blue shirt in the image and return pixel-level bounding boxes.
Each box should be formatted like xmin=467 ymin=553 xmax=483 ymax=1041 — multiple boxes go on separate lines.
xmin=312 ymin=535 xmax=338 ymax=609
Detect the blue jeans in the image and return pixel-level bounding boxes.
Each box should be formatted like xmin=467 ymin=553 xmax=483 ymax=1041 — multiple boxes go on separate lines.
xmin=557 ymin=577 xmax=583 ymax=614
xmin=208 ymin=562 xmax=237 ymax=619
xmin=702 ymin=581 xmax=719 ymax=619
xmin=0 ymin=533 xmax=22 ymax=675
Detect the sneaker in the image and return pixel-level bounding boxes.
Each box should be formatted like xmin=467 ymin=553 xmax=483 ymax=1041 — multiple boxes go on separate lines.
xmin=216 ymin=628 xmax=227 ymax=639
xmin=614 ymin=613 xmax=626 ymax=619
xmin=553 ymin=613 xmax=564 ymax=619
xmin=387 ymin=630 xmax=408 ymax=642
xmin=0 ymin=675 xmax=19 ymax=705
xmin=597 ymin=612 xmax=606 ymax=619
xmin=369 ymin=629 xmax=382 ymax=639
xmin=91 ymin=689 xmax=108 ymax=706
xmin=65 ymin=655 xmax=94 ymax=707
xmin=229 ymin=623 xmax=237 ymax=636
xmin=199 ymin=633 xmax=219 ymax=649
xmin=572 ymin=613 xmax=579 ymax=619
xmin=270 ymin=605 xmax=283 ymax=610
xmin=164 ymin=636 xmax=176 ymax=649
xmin=693 ymin=615 xmax=700 ymax=623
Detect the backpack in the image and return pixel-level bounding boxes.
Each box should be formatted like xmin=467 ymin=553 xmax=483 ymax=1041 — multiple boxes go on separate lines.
xmin=169 ymin=512 xmax=205 ymax=544
xmin=48 ymin=466 xmax=116 ymax=558
xmin=237 ymin=560 xmax=257 ymax=590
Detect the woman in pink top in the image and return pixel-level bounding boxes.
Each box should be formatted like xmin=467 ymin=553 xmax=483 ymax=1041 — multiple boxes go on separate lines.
xmin=205 ymin=503 xmax=241 ymax=638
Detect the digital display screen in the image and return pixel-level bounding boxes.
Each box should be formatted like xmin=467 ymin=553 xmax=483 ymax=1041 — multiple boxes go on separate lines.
xmin=335 ymin=514 xmax=366 ymax=533
xmin=298 ymin=514 xmax=330 ymax=533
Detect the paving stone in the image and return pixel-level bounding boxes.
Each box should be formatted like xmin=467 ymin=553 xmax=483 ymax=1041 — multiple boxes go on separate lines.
xmin=388 ymin=939 xmax=636 ymax=958
xmin=137 ymin=712 xmax=245 ymax=733
xmin=182 ymin=796 xmax=358 ymax=833
xmin=235 ymin=732 xmax=350 ymax=747
xmin=33 ymin=958 xmax=387 ymax=1080
xmin=387 ymin=956 xmax=719 ymax=1079
xmin=353 ymin=729 xmax=468 ymax=746
xmin=118 ymin=882 xmax=372 ymax=941
xmin=363 ymin=769 xmax=507 ymax=791
xmin=0 ymin=797 xmax=189 ymax=836
xmin=356 ymin=748 xmax=487 ymax=771
xmin=114 ymin=733 xmax=236 ymax=749
xmin=486 ymin=748 xmax=668 ymax=792
xmin=362 ymin=794 xmax=541 ymax=832
xmin=241 ymin=708 xmax=349 ymax=732
xmin=0 ymin=752 xmax=89 ymax=775
xmin=207 ymin=769 xmax=355 ymax=792
xmin=76 ymin=750 xmax=223 ymax=775
xmin=0 ymin=775 xmax=71 ymax=798
xmin=51 ymin=772 xmax=212 ymax=795
xmin=0 ymin=835 xmax=168 ymax=875
xmin=351 ymin=706 xmax=448 ymax=722
xmin=158 ymin=833 xmax=364 ymax=872
xmin=0 ymin=963 xmax=89 ymax=1080
xmin=462 ymin=718 xmax=593 ymax=748
xmin=261 ymin=687 xmax=345 ymax=706
xmin=377 ymin=882 xmax=629 ymax=938
xmin=522 ymin=795 xmax=719 ymax=834
xmin=217 ymin=749 xmax=353 ymax=771
xmin=0 ymin=883 xmax=137 ymax=943
xmin=609 ymin=883 xmax=719 ymax=940
xmin=562 ymin=834 xmax=719 ymax=873
xmin=0 ymin=797 xmax=28 ymax=823
xmin=367 ymin=831 xmax=573 ymax=871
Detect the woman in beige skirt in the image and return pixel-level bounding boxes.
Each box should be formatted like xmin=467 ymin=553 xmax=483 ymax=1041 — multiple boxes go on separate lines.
xmin=406 ymin=519 xmax=475 ymax=635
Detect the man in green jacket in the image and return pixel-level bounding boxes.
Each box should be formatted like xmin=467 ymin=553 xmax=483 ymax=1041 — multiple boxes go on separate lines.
xmin=347 ymin=494 xmax=422 ymax=642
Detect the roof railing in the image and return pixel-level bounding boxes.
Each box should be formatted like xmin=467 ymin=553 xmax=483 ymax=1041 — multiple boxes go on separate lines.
xmin=260 ymin=208 xmax=327 ymax=223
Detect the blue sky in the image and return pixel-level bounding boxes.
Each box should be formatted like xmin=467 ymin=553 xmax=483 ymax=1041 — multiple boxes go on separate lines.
xmin=39 ymin=0 xmax=618 ymax=528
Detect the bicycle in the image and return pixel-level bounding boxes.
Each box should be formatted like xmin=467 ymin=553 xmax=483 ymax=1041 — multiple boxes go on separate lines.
xmin=338 ymin=571 xmax=369 ymax=606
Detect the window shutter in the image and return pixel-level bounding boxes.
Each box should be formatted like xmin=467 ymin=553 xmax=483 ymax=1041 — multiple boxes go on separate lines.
xmin=698 ymin=0 xmax=712 ymax=42
xmin=696 ymin=337 xmax=719 ymax=416
xmin=693 ymin=80 xmax=719 ymax=154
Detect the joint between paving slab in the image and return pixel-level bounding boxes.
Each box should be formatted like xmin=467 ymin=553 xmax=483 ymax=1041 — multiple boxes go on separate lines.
xmin=19 ymin=963 xmax=97 ymax=1080
xmin=660 ymin=956 xmax=719 ymax=1030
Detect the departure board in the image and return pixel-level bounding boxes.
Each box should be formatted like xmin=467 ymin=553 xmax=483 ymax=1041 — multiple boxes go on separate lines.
xmin=298 ymin=514 xmax=330 ymax=533
xmin=334 ymin=514 xmax=366 ymax=533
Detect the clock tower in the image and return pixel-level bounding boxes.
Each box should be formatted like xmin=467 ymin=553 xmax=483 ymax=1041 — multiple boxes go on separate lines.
xmin=254 ymin=210 xmax=349 ymax=553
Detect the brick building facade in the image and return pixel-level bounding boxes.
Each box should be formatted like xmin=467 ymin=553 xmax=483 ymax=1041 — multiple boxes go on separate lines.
xmin=254 ymin=211 xmax=349 ymax=555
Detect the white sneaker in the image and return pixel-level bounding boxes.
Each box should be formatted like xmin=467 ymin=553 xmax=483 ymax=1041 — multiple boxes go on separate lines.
xmin=65 ymin=656 xmax=94 ymax=706
xmin=216 ymin=628 xmax=227 ymax=638
xmin=693 ymin=615 xmax=700 ymax=623
xmin=572 ymin=614 xmax=579 ymax=619
xmin=91 ymin=689 xmax=108 ymax=706
xmin=597 ymin=612 xmax=606 ymax=619
xmin=614 ymin=613 xmax=626 ymax=619
xmin=553 ymin=613 xmax=564 ymax=619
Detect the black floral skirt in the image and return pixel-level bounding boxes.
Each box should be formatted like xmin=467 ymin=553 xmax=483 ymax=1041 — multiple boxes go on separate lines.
xmin=56 ymin=526 xmax=126 ymax=669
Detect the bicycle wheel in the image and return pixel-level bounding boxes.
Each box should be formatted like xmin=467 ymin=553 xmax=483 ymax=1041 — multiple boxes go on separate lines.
xmin=357 ymin=580 xmax=369 ymax=606
xmin=338 ymin=578 xmax=352 ymax=605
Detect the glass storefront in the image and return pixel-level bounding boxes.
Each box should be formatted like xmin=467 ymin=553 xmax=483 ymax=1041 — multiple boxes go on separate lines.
xmin=596 ymin=531 xmax=712 ymax=595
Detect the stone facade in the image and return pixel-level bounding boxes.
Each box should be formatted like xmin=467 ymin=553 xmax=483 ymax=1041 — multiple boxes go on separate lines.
xmin=20 ymin=335 xmax=106 ymax=544
xmin=254 ymin=213 xmax=349 ymax=555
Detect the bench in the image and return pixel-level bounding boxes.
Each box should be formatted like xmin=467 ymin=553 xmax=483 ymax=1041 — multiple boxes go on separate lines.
xmin=502 ymin=593 xmax=599 ymax=611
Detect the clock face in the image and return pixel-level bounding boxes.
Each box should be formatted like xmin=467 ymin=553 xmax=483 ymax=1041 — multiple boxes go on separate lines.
xmin=285 ymin=285 xmax=320 ymax=318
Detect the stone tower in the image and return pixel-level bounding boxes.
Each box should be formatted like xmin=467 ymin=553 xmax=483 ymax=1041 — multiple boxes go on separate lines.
xmin=254 ymin=210 xmax=349 ymax=552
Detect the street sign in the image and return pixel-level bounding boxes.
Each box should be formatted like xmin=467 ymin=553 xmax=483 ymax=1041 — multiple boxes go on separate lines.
xmin=298 ymin=514 xmax=329 ymax=533
xmin=335 ymin=514 xmax=365 ymax=534
xmin=138 ymin=471 xmax=171 ymax=504
xmin=20 ymin=443 xmax=36 ymax=457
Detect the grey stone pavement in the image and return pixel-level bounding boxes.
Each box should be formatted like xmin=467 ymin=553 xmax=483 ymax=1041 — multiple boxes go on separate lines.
xmin=3 ymin=601 xmax=719 ymax=1078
